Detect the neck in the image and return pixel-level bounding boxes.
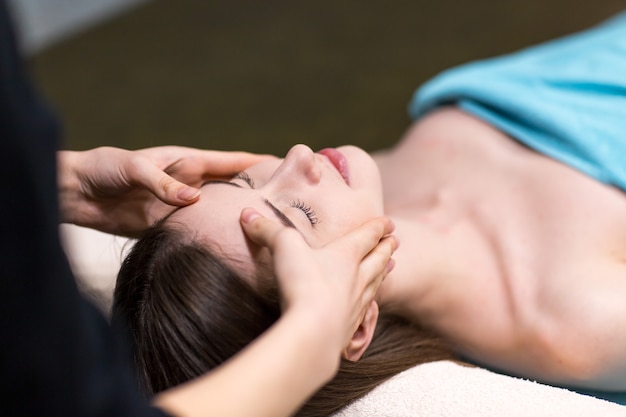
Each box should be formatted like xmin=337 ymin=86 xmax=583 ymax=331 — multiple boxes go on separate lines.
xmin=376 ymin=215 xmax=445 ymax=315
xmin=376 ymin=206 xmax=493 ymax=319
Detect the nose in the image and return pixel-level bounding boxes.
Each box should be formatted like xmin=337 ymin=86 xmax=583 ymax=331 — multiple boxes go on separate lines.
xmin=275 ymin=144 xmax=321 ymax=185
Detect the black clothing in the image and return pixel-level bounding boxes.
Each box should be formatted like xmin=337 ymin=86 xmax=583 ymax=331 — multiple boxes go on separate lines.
xmin=0 ymin=2 xmax=167 ymax=415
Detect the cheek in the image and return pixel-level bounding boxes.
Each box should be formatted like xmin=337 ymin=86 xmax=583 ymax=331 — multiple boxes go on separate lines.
xmin=317 ymin=213 xmax=364 ymax=245
xmin=318 ymin=195 xmax=382 ymax=244
xmin=341 ymin=192 xmax=383 ymax=223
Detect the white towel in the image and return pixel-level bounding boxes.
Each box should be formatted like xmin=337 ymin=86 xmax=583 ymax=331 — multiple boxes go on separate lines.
xmin=332 ymin=361 xmax=626 ymax=417
xmin=60 ymin=224 xmax=133 ymax=313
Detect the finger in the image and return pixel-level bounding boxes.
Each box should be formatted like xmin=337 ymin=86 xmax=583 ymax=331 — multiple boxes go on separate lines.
xmin=359 ymin=235 xmax=398 ymax=288
xmin=329 ymin=217 xmax=395 ymax=258
xmin=167 ymin=150 xmax=275 ymax=179
xmin=240 ymin=208 xmax=302 ymax=252
xmin=125 ymin=156 xmax=202 ymax=205
xmin=204 ymin=151 xmax=274 ymax=175
xmin=353 ymin=237 xmax=398 ymax=312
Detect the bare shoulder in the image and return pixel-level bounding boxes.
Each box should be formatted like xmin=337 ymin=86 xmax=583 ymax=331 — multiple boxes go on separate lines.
xmin=521 ymin=258 xmax=626 ymax=391
xmin=380 ymin=106 xmax=626 ymax=389
xmin=484 ymin=141 xmax=626 ymax=390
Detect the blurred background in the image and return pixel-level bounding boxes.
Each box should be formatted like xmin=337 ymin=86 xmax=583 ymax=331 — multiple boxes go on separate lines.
xmin=13 ymin=0 xmax=626 ymax=156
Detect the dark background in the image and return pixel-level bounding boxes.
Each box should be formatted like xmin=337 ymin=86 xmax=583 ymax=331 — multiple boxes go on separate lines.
xmin=30 ymin=0 xmax=625 ymax=156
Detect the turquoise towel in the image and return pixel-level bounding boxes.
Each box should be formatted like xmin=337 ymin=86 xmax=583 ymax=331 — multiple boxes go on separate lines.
xmin=409 ymin=11 xmax=626 ymax=193
xmin=409 ymin=11 xmax=626 ymax=405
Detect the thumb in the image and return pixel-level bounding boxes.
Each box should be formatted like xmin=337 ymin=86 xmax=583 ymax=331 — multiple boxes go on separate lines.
xmin=240 ymin=208 xmax=280 ymax=248
xmin=240 ymin=208 xmax=301 ymax=251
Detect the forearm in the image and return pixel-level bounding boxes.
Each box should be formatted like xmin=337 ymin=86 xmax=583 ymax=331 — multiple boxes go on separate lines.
xmin=153 ymin=310 xmax=339 ymax=417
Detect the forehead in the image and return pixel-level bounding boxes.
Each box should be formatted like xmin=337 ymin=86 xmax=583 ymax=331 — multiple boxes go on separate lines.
xmin=167 ymin=183 xmax=270 ymax=276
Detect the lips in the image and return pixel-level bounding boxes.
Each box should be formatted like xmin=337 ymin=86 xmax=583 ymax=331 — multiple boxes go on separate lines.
xmin=318 ymin=148 xmax=350 ymax=185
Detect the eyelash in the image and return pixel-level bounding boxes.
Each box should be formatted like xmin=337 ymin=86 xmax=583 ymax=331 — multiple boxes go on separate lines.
xmin=291 ymin=199 xmax=319 ymax=227
xmin=235 ymin=171 xmax=319 ymax=227
xmin=235 ymin=171 xmax=255 ymax=188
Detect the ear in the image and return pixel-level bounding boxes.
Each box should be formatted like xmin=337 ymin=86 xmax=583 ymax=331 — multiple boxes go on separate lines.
xmin=342 ymin=301 xmax=379 ymax=361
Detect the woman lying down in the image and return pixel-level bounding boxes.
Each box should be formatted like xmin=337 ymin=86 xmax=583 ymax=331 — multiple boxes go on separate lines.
xmin=112 ymin=11 xmax=626 ymax=416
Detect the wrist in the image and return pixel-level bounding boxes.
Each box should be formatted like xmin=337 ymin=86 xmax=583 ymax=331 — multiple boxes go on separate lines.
xmin=281 ymin=306 xmax=344 ymax=380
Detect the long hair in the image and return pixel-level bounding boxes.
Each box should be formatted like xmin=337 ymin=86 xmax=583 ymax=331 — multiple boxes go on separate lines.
xmin=112 ymin=222 xmax=454 ymax=417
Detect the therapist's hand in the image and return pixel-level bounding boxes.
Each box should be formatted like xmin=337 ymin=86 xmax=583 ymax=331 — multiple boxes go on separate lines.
xmin=240 ymin=208 xmax=398 ymax=363
xmin=58 ymin=146 xmax=270 ymax=236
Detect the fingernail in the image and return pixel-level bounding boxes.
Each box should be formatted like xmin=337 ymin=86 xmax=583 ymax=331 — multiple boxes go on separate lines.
xmin=386 ymin=258 xmax=396 ymax=273
xmin=177 ymin=187 xmax=201 ymax=201
xmin=241 ymin=208 xmax=262 ymax=223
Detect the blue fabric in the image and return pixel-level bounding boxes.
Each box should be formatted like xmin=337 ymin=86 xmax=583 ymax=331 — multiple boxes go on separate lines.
xmin=409 ymin=11 xmax=626 ymax=193
xmin=409 ymin=12 xmax=626 ymax=405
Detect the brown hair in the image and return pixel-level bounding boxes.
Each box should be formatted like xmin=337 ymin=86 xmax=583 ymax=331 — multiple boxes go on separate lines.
xmin=112 ymin=222 xmax=454 ymax=417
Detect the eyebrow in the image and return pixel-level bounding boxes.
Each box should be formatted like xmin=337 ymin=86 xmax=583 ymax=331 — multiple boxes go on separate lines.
xmin=203 ymin=180 xmax=297 ymax=230
xmin=263 ymin=199 xmax=297 ymax=229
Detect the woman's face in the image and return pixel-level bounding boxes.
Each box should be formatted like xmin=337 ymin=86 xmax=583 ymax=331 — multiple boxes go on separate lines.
xmin=169 ymin=144 xmax=384 ymax=277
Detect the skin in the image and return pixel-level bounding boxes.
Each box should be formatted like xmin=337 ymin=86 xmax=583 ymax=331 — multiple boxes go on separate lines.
xmin=169 ymin=144 xmax=385 ymax=278
xmin=59 ymin=144 xmax=397 ymax=417
xmin=170 ymin=106 xmax=626 ymax=392
xmin=376 ymin=107 xmax=626 ymax=391
xmin=57 ymin=146 xmax=272 ymax=236
xmin=155 ymin=213 xmax=397 ymax=417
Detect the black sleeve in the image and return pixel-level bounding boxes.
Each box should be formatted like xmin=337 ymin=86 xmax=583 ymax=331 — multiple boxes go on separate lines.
xmin=0 ymin=2 xmax=170 ymax=416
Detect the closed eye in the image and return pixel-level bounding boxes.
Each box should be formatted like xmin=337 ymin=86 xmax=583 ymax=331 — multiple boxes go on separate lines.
xmin=234 ymin=171 xmax=255 ymax=188
xmin=291 ymin=199 xmax=319 ymax=227
xmin=234 ymin=171 xmax=318 ymax=229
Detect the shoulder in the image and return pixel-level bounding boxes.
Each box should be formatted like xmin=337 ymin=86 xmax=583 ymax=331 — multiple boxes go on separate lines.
xmin=525 ymin=260 xmax=626 ymax=390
